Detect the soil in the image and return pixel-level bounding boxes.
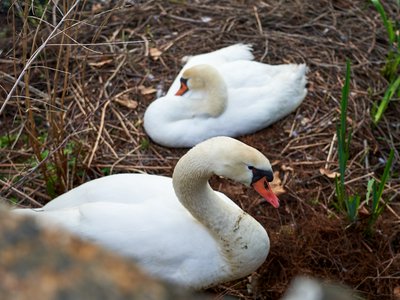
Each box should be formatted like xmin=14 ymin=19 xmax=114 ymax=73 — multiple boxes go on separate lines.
xmin=0 ymin=1 xmax=399 ymax=299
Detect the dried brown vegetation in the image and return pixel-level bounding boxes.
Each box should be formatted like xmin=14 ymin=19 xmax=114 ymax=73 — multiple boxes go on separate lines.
xmin=0 ymin=0 xmax=399 ymax=299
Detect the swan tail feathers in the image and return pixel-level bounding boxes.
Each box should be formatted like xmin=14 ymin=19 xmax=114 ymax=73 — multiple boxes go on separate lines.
xmin=182 ymin=43 xmax=254 ymax=65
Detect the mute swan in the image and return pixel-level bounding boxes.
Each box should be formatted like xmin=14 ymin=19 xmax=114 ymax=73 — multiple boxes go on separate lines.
xmin=14 ymin=137 xmax=279 ymax=289
xmin=143 ymin=44 xmax=308 ymax=147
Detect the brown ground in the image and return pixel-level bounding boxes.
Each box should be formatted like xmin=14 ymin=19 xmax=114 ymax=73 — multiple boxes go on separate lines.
xmin=0 ymin=0 xmax=399 ymax=299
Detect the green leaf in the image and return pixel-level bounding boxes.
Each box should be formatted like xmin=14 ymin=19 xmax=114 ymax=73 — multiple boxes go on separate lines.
xmin=365 ymin=178 xmax=375 ymax=205
xmin=101 ymin=167 xmax=111 ymax=176
xmin=334 ymin=176 xmax=344 ymax=210
xmin=347 ymin=195 xmax=361 ymax=222
xmin=140 ymin=138 xmax=150 ymax=150
xmin=334 ymin=60 xmax=352 ymax=216
xmin=373 ymin=76 xmax=400 ymax=124
xmin=371 ymin=180 xmax=379 ymax=213
xmin=371 ymin=0 xmax=395 ymax=44
xmin=340 ymin=60 xmax=351 ymax=141
xmin=367 ymin=149 xmax=395 ymax=233
xmin=375 ymin=149 xmax=395 ymax=203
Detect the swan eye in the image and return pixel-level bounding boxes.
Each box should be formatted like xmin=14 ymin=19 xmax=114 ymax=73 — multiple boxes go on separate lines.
xmin=248 ymin=166 xmax=254 ymax=170
xmin=250 ymin=168 xmax=274 ymax=183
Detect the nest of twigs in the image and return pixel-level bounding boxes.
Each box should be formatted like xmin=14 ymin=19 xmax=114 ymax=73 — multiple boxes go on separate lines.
xmin=0 ymin=0 xmax=399 ymax=299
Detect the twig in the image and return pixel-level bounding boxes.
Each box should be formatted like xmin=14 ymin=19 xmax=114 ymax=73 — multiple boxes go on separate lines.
xmin=0 ymin=0 xmax=82 ymax=116
xmin=0 ymin=178 xmax=43 ymax=207
xmin=87 ymin=100 xmax=111 ymax=168
xmin=253 ymin=6 xmax=263 ymax=35
xmin=0 ymin=71 xmax=50 ymax=100
xmin=325 ymin=133 xmax=337 ymax=169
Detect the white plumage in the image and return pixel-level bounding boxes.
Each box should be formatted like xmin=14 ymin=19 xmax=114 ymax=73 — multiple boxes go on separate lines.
xmin=14 ymin=137 xmax=279 ymax=289
xmin=144 ymin=44 xmax=308 ymax=147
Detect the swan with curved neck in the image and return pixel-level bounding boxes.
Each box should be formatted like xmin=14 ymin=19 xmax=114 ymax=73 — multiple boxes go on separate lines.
xmin=13 ymin=137 xmax=279 ymax=289
xmin=143 ymin=43 xmax=308 ymax=147
xmin=175 ymin=64 xmax=228 ymax=117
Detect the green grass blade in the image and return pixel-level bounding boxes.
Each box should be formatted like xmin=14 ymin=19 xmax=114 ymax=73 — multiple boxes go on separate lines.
xmin=371 ymin=0 xmax=395 ymax=44
xmin=336 ymin=125 xmax=346 ymax=187
xmin=335 ymin=60 xmax=352 ymax=215
xmin=368 ymin=149 xmax=394 ymax=234
xmin=340 ymin=60 xmax=351 ymax=139
xmin=374 ymin=76 xmax=400 ymax=124
xmin=334 ymin=175 xmax=344 ymax=210
xmin=375 ymin=149 xmax=395 ymax=203
xmin=366 ymin=181 xmax=379 ymax=235
xmin=337 ymin=60 xmax=351 ymax=181
xmin=348 ymin=195 xmax=361 ymax=222
xmin=365 ymin=178 xmax=375 ymax=205
xmin=371 ymin=180 xmax=379 ymax=214
xmin=367 ymin=148 xmax=394 ymax=234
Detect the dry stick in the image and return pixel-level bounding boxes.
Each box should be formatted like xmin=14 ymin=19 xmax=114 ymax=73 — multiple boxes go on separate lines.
xmin=0 ymin=0 xmax=81 ymax=116
xmin=2 ymin=97 xmax=110 ymax=196
xmin=384 ymin=203 xmax=400 ymax=220
xmin=363 ymin=139 xmax=370 ymax=172
xmin=110 ymin=106 xmax=135 ymax=143
xmin=28 ymin=16 xmax=102 ymax=54
xmin=94 ymin=164 xmax=170 ymax=172
xmin=87 ymin=100 xmax=111 ymax=168
xmin=10 ymin=120 xmax=26 ymax=150
xmin=46 ymin=41 xmax=143 ymax=47
xmin=102 ymin=139 xmax=119 ymax=159
xmin=280 ymin=132 xmax=333 ymax=153
xmin=22 ymin=186 xmax=52 ymax=202
xmin=0 ymin=178 xmax=42 ymax=207
xmin=253 ymin=6 xmax=263 ymax=35
xmin=0 ymin=71 xmax=50 ymax=100
xmin=104 ymin=55 xmax=126 ymax=90
xmin=325 ymin=132 xmax=337 ymax=169
xmin=260 ymin=38 xmax=269 ymax=62
xmin=110 ymin=145 xmax=141 ymax=174
xmin=158 ymin=29 xmax=196 ymax=55
xmin=344 ymin=172 xmax=375 ymax=185
xmin=140 ymin=35 xmax=149 ymax=57
xmin=288 ymin=117 xmax=297 ymax=138
xmin=71 ymin=84 xmax=117 ymax=159
xmin=289 ymin=141 xmax=329 ymax=150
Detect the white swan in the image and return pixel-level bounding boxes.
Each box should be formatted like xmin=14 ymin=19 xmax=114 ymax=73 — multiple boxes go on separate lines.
xmin=143 ymin=44 xmax=308 ymax=147
xmin=14 ymin=137 xmax=279 ymax=289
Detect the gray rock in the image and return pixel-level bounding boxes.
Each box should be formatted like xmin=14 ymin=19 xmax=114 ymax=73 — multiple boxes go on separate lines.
xmin=0 ymin=204 xmax=212 ymax=300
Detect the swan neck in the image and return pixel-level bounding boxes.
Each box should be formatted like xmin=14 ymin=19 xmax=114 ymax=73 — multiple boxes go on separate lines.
xmin=172 ymin=151 xmax=230 ymax=233
xmin=203 ymin=71 xmax=228 ymax=117
xmin=172 ymin=144 xmax=270 ymax=283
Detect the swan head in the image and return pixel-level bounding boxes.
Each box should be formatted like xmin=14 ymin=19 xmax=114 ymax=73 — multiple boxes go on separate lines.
xmin=174 ymin=65 xmax=228 ymax=118
xmin=196 ymin=137 xmax=280 ymax=208
xmin=175 ymin=64 xmax=226 ymax=96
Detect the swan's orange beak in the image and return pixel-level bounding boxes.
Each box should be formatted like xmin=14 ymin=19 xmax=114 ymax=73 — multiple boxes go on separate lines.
xmin=252 ymin=177 xmax=280 ymax=208
xmin=175 ymin=78 xmax=189 ymax=96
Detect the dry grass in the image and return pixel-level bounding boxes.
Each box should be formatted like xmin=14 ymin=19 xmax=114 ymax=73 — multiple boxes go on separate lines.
xmin=0 ymin=0 xmax=399 ymax=299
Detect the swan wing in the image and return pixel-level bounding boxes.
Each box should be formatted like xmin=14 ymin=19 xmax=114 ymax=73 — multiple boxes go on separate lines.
xmin=218 ymin=61 xmax=307 ymax=88
xmin=21 ymin=199 xmax=227 ymax=288
xmin=41 ymin=174 xmax=173 ymax=210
